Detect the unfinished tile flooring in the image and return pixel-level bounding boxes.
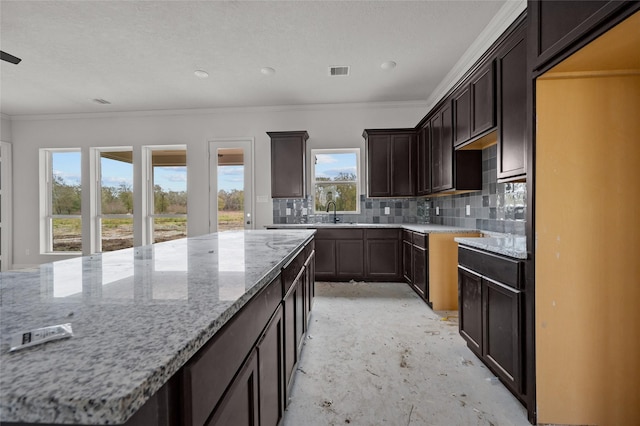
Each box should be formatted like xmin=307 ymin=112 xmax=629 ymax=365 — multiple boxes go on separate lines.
xmin=283 ymin=282 xmax=529 ymax=426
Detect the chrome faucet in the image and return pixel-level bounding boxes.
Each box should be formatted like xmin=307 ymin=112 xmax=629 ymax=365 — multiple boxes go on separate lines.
xmin=326 ymin=201 xmax=339 ymax=224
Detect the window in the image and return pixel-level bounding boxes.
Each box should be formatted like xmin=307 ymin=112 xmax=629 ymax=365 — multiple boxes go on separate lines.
xmin=95 ymin=148 xmax=134 ymax=252
xmin=312 ymin=149 xmax=360 ymax=214
xmin=143 ymin=146 xmax=187 ymax=244
xmin=40 ymin=149 xmax=82 ymax=253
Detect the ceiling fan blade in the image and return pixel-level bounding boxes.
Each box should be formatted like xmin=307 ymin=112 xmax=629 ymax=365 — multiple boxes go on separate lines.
xmin=1 ymin=51 xmax=22 ymax=64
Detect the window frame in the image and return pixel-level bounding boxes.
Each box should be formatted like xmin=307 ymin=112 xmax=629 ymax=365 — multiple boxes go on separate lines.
xmin=311 ymin=148 xmax=360 ymax=214
xmin=39 ymin=148 xmax=82 ymax=254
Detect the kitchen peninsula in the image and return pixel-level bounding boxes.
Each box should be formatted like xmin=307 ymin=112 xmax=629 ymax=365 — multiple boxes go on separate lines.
xmin=0 ymin=230 xmax=315 ymax=425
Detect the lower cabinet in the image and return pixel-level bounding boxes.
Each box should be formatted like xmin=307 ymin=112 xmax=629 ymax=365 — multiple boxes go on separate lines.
xmin=402 ymin=230 xmax=430 ymax=304
xmin=314 ymin=228 xmax=400 ymax=281
xmin=179 ymin=238 xmax=314 ymax=426
xmin=458 ymin=246 xmax=523 ymax=396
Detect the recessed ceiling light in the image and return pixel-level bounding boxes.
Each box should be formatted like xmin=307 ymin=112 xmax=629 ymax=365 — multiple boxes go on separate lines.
xmin=381 ymin=61 xmax=397 ymax=70
xmin=194 ymin=70 xmax=209 ymax=79
xmin=261 ymin=67 xmax=276 ymax=76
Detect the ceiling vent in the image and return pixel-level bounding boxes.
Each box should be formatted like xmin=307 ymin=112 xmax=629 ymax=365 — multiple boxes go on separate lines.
xmin=329 ymin=66 xmax=350 ymax=76
xmin=92 ymin=98 xmax=111 ymax=105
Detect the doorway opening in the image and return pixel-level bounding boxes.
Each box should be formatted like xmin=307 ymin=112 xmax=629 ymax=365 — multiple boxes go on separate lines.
xmin=209 ymin=139 xmax=254 ymax=232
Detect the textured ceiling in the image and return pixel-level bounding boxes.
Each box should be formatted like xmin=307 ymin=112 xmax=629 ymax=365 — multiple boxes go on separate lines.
xmin=0 ymin=0 xmax=507 ymax=116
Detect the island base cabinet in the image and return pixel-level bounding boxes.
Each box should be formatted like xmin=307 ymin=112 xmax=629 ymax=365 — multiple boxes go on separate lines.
xmin=258 ymin=307 xmax=284 ymax=426
xmin=207 ymin=351 xmax=259 ymax=426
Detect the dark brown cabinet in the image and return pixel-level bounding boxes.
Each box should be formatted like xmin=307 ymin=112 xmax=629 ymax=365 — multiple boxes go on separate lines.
xmin=313 ymin=227 xmax=401 ymax=281
xmin=497 ymin=23 xmax=528 ymax=181
xmin=416 ymin=123 xmax=431 ymax=195
xmin=453 ymin=62 xmax=496 ymax=148
xmin=403 ymin=230 xmax=429 ymax=304
xmin=363 ymin=129 xmax=416 ymax=197
xmin=258 ymin=307 xmax=284 ymax=426
xmin=430 ymin=103 xmax=482 ymax=194
xmin=458 ymin=246 xmax=523 ymax=397
xmin=430 ymin=104 xmax=453 ymax=192
xmin=268 ymin=131 xmax=308 ymax=198
xmin=529 ymin=0 xmax=636 ymax=72
xmin=365 ymin=229 xmax=401 ymax=280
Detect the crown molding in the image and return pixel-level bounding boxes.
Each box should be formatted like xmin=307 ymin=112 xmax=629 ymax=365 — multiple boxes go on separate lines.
xmin=423 ymin=0 xmax=527 ymax=114
xmin=8 ymin=100 xmax=427 ymax=121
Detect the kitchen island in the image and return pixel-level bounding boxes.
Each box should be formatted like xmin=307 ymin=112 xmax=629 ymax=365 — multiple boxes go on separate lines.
xmin=0 ymin=229 xmax=315 ymax=425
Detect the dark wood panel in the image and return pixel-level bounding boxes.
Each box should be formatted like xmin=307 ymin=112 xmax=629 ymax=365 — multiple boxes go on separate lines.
xmin=268 ymin=131 xmax=307 ymax=198
xmin=207 ymin=351 xmax=259 ymax=426
xmin=471 ymin=62 xmax=496 ymax=136
xmin=497 ymin=25 xmax=527 ymax=180
xmin=412 ymin=246 xmax=427 ymax=298
xmin=314 ymin=228 xmax=364 ymax=240
xmin=417 ymin=123 xmax=432 ymax=195
xmin=458 ymin=267 xmax=483 ymax=357
xmin=453 ymin=150 xmax=483 ymax=191
xmin=391 ymin=134 xmax=416 ymax=196
xmin=258 ymin=307 xmax=284 ymax=426
xmin=366 ymin=228 xmax=400 ymax=240
xmin=453 ymin=86 xmax=471 ymax=146
xmin=440 ymin=103 xmax=453 ymax=191
xmin=367 ymin=134 xmax=392 ymax=197
xmin=314 ymin=239 xmax=336 ymax=279
xmin=412 ymin=232 xmax=427 ymax=249
xmin=336 ymin=240 xmax=364 ymax=279
xmin=402 ymin=240 xmax=412 ymax=283
xmin=483 ymin=279 xmax=522 ymax=394
xmin=366 ymin=238 xmax=400 ymax=280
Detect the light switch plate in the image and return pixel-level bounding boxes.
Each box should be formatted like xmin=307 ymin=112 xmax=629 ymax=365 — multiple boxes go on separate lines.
xmin=384 ymin=206 xmax=390 ymax=215
xmin=466 ymin=205 xmax=471 ymax=216
xmin=436 ymin=206 xmax=440 ymax=216
xmin=286 ymin=208 xmax=291 ymax=215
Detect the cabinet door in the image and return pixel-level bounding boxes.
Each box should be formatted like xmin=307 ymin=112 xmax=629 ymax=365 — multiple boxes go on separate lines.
xmin=453 ymin=86 xmax=471 ymax=147
xmin=269 ymin=132 xmax=307 ymax=198
xmin=336 ymin=240 xmax=364 ymax=279
xmin=497 ymin=26 xmax=527 ymax=181
xmin=530 ymin=0 xmax=629 ymax=70
xmin=470 ymin=62 xmax=496 ymax=137
xmin=367 ymin=134 xmax=392 ymax=197
xmin=391 ymin=133 xmax=415 ymax=196
xmin=295 ymin=276 xmax=305 ymax=356
xmin=458 ymin=267 xmax=483 ymax=357
xmin=402 ymin=240 xmax=413 ymax=283
xmin=366 ymin=238 xmax=400 ymax=281
xmin=207 ymin=351 xmax=259 ymax=426
xmin=258 ymin=307 xmax=284 ymax=426
xmin=283 ymin=270 xmax=302 ymax=392
xmin=483 ymin=278 xmax=522 ymax=394
xmin=412 ymin=245 xmax=427 ymax=299
xmin=430 ymin=113 xmax=443 ymax=191
xmin=314 ymin=239 xmax=336 ymax=280
xmin=439 ymin=104 xmax=454 ymax=191
xmin=417 ymin=124 xmax=431 ymax=195
xmin=305 ymin=250 xmax=315 ymax=318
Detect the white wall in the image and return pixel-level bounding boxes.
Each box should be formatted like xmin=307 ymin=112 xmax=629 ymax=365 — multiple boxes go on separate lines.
xmin=10 ymin=101 xmax=425 ymax=266
xmin=1 ymin=115 xmax=12 ymax=142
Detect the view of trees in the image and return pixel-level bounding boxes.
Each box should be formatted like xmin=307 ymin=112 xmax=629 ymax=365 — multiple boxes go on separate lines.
xmin=52 ymin=175 xmax=82 ymax=214
xmin=102 ymin=183 xmax=133 ymax=214
xmin=217 ymin=189 xmax=244 ymax=211
xmin=314 ymin=172 xmax=357 ymax=212
xmin=153 ymin=185 xmax=187 ymax=214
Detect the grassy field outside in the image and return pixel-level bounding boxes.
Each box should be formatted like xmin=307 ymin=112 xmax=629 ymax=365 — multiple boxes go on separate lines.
xmin=52 ymin=212 xmax=242 ymax=252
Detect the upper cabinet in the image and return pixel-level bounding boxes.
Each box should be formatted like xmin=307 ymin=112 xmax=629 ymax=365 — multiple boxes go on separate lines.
xmin=416 ymin=122 xmax=431 ymax=196
xmin=363 ymin=129 xmax=416 ymax=197
xmin=453 ymin=62 xmax=496 ymax=148
xmin=497 ymin=22 xmax=528 ymax=181
xmin=529 ymin=0 xmax=638 ymax=72
xmin=268 ymin=131 xmax=308 ymax=198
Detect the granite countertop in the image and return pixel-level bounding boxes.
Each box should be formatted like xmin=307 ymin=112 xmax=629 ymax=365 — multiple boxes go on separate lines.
xmin=454 ymin=233 xmax=528 ymax=259
xmin=266 ymin=223 xmax=479 ymax=234
xmin=0 ymin=229 xmax=315 ymax=425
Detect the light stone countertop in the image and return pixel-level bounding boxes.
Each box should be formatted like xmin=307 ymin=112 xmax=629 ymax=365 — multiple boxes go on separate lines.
xmin=266 ymin=223 xmax=479 ymax=234
xmin=454 ymin=233 xmax=528 ymax=259
xmin=0 ymin=230 xmax=315 ymax=425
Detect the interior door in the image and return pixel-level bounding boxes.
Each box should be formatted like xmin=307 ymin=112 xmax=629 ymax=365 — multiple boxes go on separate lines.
xmin=209 ymin=139 xmax=254 ymax=232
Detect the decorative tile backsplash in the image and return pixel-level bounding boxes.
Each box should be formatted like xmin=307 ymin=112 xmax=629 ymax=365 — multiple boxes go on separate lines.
xmin=273 ymin=144 xmax=526 ymax=235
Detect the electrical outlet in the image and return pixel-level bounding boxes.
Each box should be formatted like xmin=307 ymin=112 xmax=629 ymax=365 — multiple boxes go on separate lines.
xmin=436 ymin=206 xmax=440 ymax=216
xmin=466 ymin=205 xmax=471 ymax=216
xmin=286 ymin=208 xmax=291 ymax=215
xmin=302 ymin=207 xmax=307 ymax=215
xmin=384 ymin=206 xmax=390 ymax=215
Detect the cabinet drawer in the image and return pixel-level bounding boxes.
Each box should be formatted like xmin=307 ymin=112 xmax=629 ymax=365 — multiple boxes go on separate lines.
xmin=402 ymin=230 xmax=413 ymax=243
xmin=315 ymin=228 xmax=364 ymax=240
xmin=367 ymin=228 xmax=400 ymax=240
xmin=283 ymin=248 xmax=306 ymax=294
xmin=412 ymin=232 xmax=427 ymax=249
xmin=183 ymin=276 xmax=282 ymax=426
xmin=458 ymin=247 xmax=522 ymax=289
